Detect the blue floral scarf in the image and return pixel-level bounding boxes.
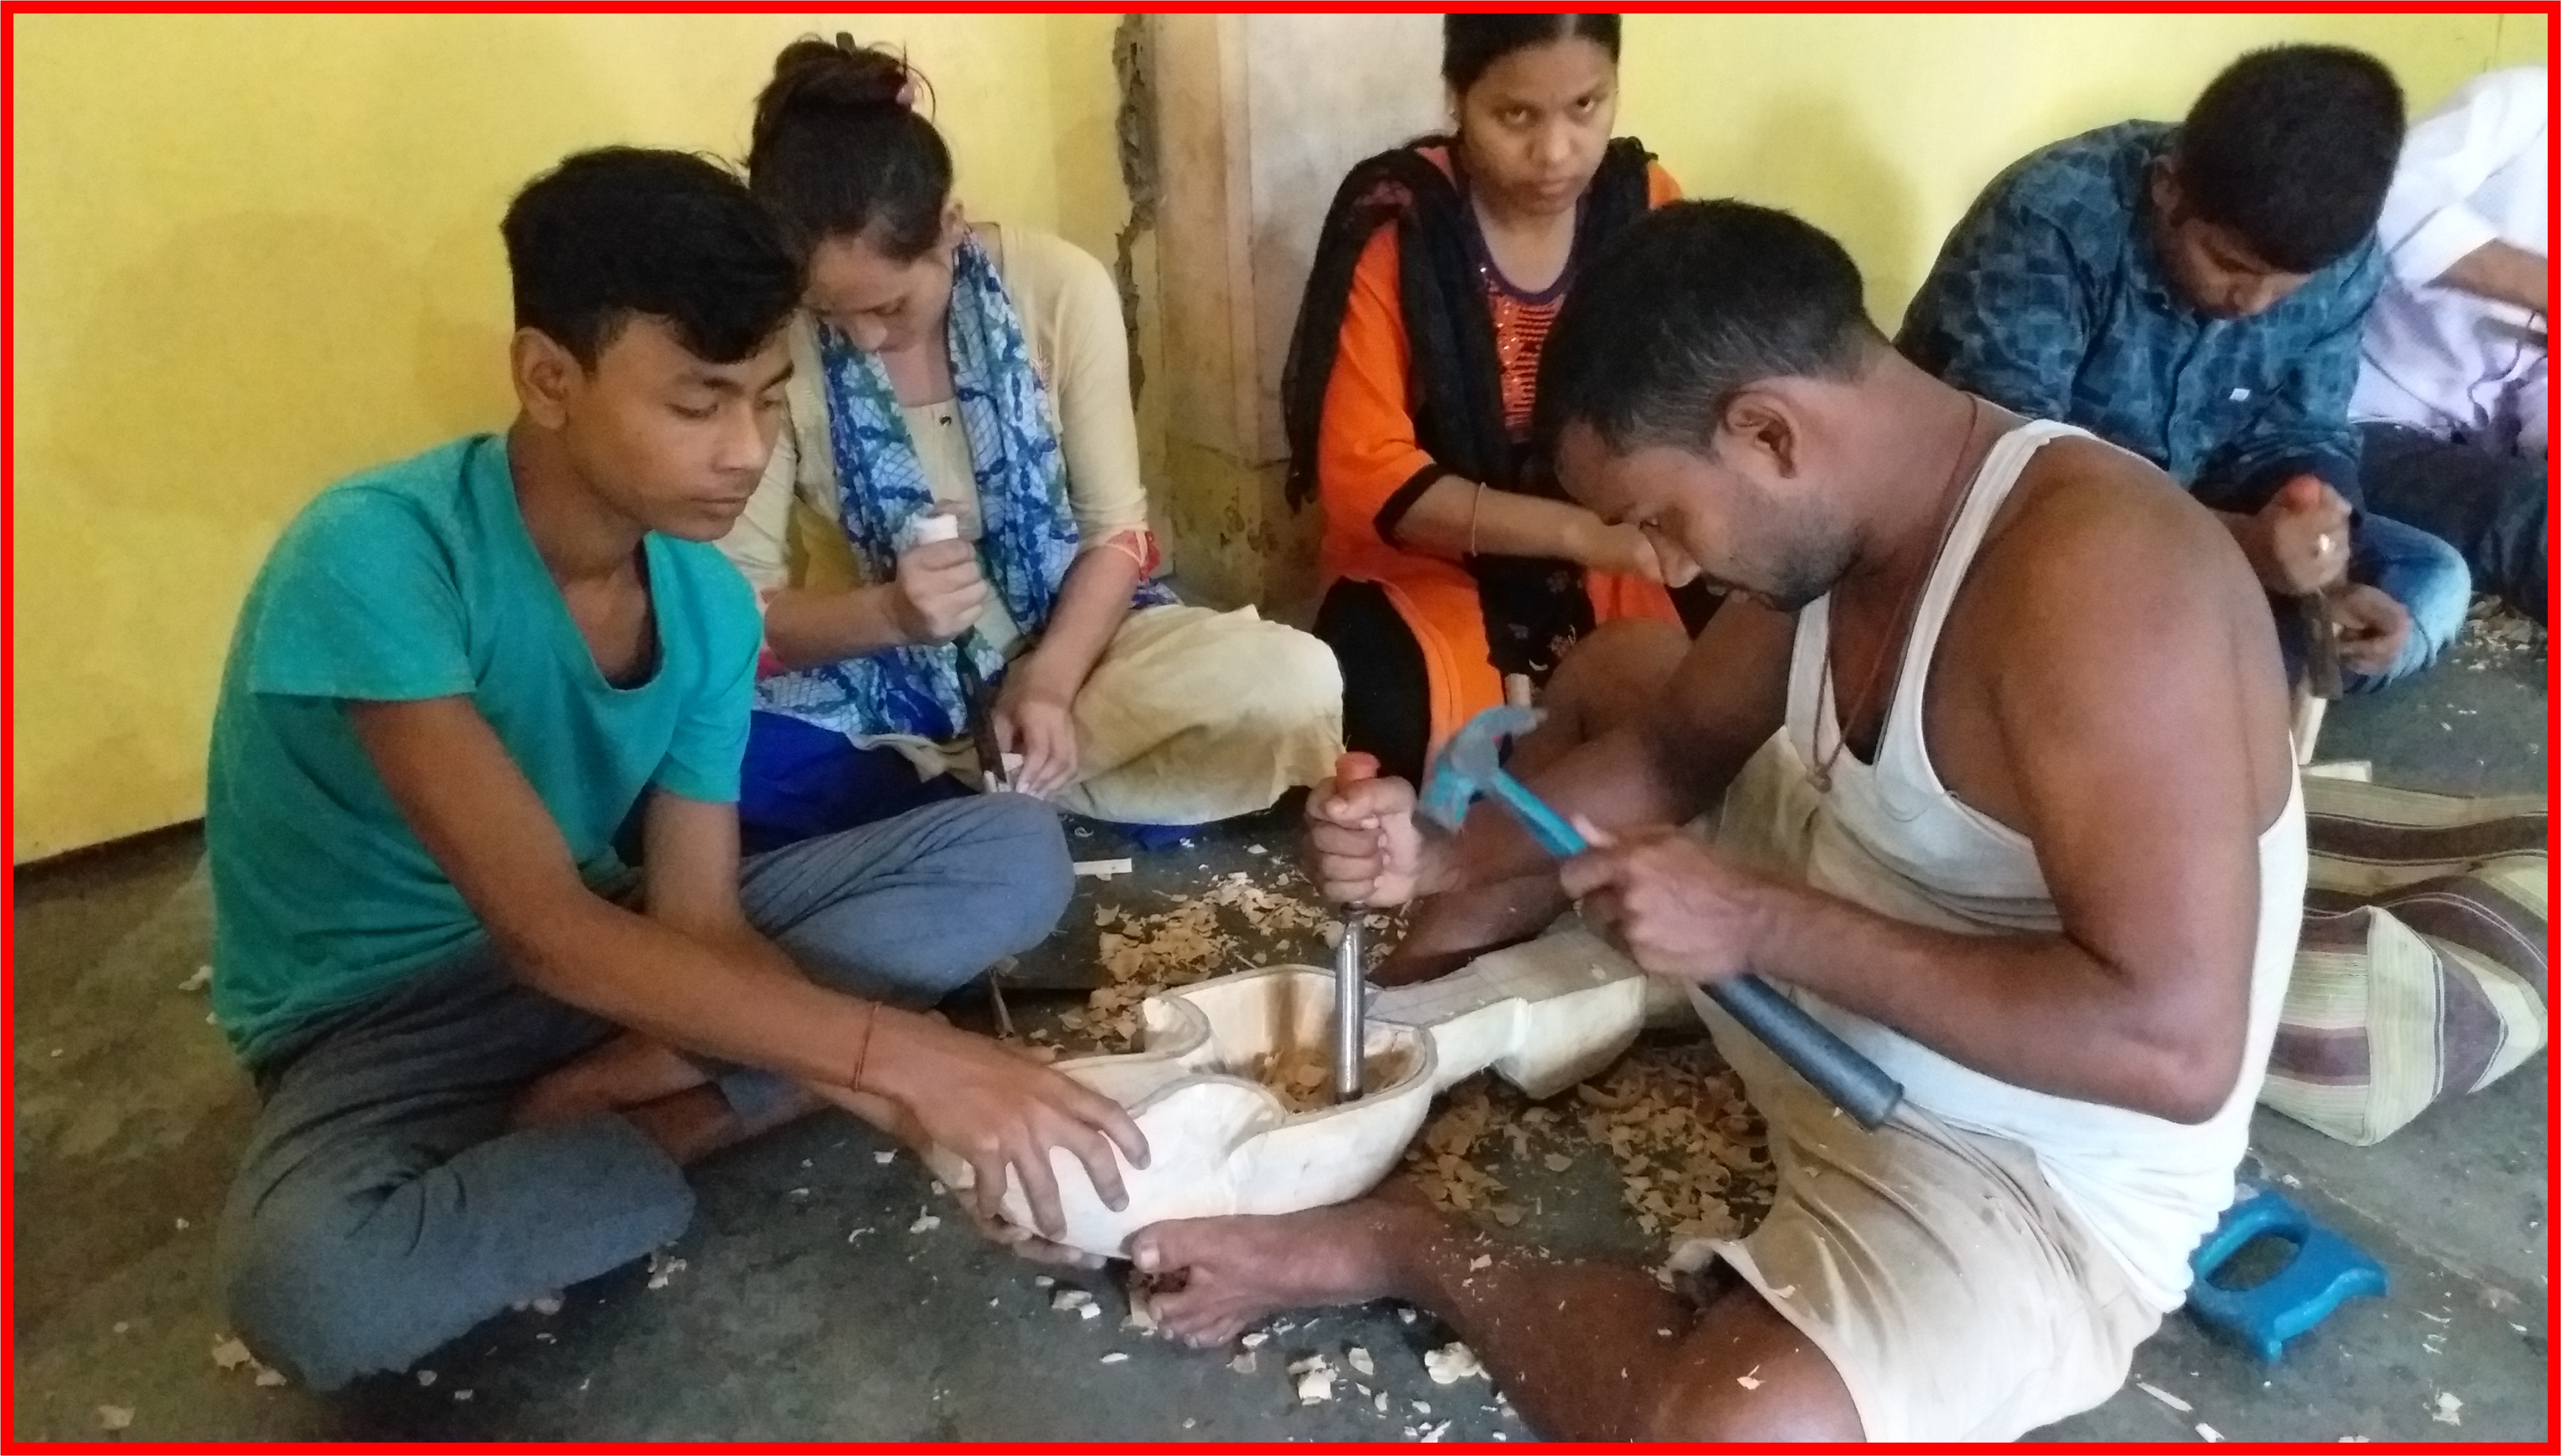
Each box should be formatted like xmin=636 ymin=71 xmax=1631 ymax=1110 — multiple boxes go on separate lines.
xmin=757 ymin=234 xmax=1169 ymax=741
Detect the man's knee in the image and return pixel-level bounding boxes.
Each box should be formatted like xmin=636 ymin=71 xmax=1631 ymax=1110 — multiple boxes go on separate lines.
xmin=1240 ymin=625 xmax=1347 ymax=730
xmin=1641 ymin=1377 xmax=1864 ymax=1445
xmin=222 ymin=1204 xmax=414 ymax=1391
xmin=1545 ymin=619 xmax=1692 ymax=730
xmin=920 ymin=793 xmax=1075 ymax=948
xmin=2387 ymin=529 xmax=2475 ymax=663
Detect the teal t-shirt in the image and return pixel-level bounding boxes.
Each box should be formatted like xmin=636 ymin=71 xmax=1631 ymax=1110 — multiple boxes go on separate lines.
xmin=206 ymin=433 xmax=762 ymax=1062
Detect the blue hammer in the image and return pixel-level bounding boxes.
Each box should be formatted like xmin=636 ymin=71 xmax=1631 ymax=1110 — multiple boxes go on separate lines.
xmin=1419 ymin=706 xmax=1904 ymax=1128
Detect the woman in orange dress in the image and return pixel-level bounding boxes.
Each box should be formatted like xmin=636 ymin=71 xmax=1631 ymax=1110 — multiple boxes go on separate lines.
xmin=1284 ymin=13 xmax=1712 ymax=783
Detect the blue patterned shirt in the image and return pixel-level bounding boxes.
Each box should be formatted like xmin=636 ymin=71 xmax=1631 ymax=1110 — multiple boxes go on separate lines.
xmin=1898 ymin=121 xmax=2383 ymax=513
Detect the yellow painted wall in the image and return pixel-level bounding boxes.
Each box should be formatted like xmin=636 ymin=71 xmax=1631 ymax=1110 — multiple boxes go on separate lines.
xmin=1622 ymin=12 xmax=2548 ymax=326
xmin=13 ymin=12 xmax=2548 ymax=859
xmin=11 ymin=12 xmax=1119 ymax=860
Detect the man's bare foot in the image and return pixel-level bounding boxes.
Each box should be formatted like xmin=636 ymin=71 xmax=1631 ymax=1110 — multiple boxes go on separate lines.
xmin=1129 ymin=1197 xmax=1434 ymax=1347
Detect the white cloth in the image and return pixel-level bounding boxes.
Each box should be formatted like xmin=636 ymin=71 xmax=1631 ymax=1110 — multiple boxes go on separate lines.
xmin=1773 ymin=418 xmax=2308 ymax=1311
xmin=2352 ymin=66 xmax=2549 ymax=448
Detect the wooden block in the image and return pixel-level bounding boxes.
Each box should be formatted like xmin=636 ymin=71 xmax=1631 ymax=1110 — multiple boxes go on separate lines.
xmin=927 ymin=928 xmax=1648 ymax=1258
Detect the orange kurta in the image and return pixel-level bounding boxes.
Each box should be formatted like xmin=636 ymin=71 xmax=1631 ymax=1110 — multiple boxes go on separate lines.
xmin=1315 ymin=154 xmax=1684 ymax=752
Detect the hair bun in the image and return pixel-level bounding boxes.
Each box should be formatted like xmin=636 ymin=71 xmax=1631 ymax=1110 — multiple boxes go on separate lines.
xmin=767 ymin=34 xmax=911 ymax=112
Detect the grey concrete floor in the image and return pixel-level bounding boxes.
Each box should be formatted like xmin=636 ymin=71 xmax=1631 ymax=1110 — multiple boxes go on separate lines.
xmin=11 ymin=610 xmax=2547 ymax=1443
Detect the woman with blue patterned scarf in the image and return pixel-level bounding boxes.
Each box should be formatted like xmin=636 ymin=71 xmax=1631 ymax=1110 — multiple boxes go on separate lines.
xmin=719 ymin=37 xmax=1343 ymax=853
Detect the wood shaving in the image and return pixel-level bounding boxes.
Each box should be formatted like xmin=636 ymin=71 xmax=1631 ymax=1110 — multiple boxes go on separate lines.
xmin=530 ymin=1293 xmax=564 ymax=1317
xmin=417 ymin=1370 xmax=437 ymax=1387
xmin=96 ymin=1406 xmax=134 ymax=1432
xmin=178 ymin=965 xmax=211 ymax=993
xmin=2137 ymin=1382 xmax=2192 ymax=1413
xmin=874 ymin=1150 xmax=896 ymax=1165
xmin=2453 ymin=596 xmax=2545 ymax=672
xmin=1052 ymin=1289 xmax=1096 ymax=1314
xmin=1229 ymin=1351 xmax=1258 ymax=1375
xmin=908 ymin=1209 xmax=941 ymax=1234
xmin=211 ymin=1338 xmax=253 ymax=1372
xmin=2433 ymin=1392 xmax=2463 ymax=1426
xmin=1347 ymin=1346 xmax=1375 ymax=1377
xmin=2196 ymin=1423 xmax=2223 ymax=1442
xmin=1123 ymin=1271 xmax=1165 ymax=1334
xmin=1424 ymin=1343 xmax=1484 ymax=1385
xmin=1293 ymin=1355 xmax=1338 ymax=1403
xmin=254 ymin=1368 xmax=287 ymax=1388
xmin=645 ymin=1250 xmax=686 ymax=1290
xmin=1099 ymin=1352 xmax=1129 ymax=1365
xmin=1737 ymin=1366 xmax=1762 ymax=1391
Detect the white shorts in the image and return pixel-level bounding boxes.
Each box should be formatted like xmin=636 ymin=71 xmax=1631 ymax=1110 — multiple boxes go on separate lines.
xmin=1673 ymin=990 xmax=2162 ymax=1442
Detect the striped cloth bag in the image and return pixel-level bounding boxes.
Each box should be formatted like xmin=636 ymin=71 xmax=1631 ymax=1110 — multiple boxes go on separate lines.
xmin=2262 ymin=777 xmax=2549 ymax=1146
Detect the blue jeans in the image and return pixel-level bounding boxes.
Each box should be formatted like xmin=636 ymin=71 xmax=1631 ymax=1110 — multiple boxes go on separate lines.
xmin=2276 ymin=512 xmax=2472 ymax=694
xmin=2358 ymin=423 xmax=2545 ymax=626
xmin=216 ymin=796 xmax=1072 ymax=1390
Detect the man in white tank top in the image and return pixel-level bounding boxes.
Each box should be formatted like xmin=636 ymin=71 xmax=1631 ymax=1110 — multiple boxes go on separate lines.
xmin=1132 ymin=201 xmax=2309 ymax=1443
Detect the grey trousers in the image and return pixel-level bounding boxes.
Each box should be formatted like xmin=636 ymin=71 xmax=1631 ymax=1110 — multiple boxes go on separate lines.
xmin=215 ymin=794 xmax=1071 ymax=1391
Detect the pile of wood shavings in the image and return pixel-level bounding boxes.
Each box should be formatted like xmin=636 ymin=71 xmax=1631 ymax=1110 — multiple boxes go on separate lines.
xmin=1249 ymin=1044 xmax=1419 ymax=1114
xmin=1402 ymin=1081 xmax=1517 ymax=1218
xmin=2453 ymin=595 xmax=2545 ymax=670
xmin=1400 ymin=1042 xmax=1776 ymax=1243
xmin=1062 ymin=870 xmax=1398 ymax=1052
xmin=1571 ymin=1042 xmax=1774 ymax=1242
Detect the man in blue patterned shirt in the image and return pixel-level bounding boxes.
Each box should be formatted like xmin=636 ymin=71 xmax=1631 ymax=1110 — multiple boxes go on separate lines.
xmin=1901 ymin=45 xmax=2471 ymax=695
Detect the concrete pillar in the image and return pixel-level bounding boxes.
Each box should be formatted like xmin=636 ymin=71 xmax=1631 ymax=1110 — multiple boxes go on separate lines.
xmin=1144 ymin=13 xmax=1442 ymax=614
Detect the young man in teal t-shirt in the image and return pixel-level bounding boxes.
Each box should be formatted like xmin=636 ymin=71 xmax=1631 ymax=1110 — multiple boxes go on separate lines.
xmin=209 ymin=148 xmax=1146 ymax=1391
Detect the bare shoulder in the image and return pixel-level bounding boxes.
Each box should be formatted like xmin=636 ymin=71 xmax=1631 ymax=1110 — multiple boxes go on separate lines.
xmin=1955 ymin=430 xmax=2292 ymax=820
xmin=1974 ymin=432 xmax=2259 ymax=637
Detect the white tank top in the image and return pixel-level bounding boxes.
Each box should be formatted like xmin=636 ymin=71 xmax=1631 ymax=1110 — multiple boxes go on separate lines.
xmin=1778 ymin=417 xmax=2306 ymax=1310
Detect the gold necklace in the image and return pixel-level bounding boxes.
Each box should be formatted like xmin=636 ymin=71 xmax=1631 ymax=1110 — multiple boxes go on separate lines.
xmin=1811 ymin=395 xmax=1985 ymax=794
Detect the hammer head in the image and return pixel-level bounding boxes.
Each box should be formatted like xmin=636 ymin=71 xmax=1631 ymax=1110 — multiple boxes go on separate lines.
xmin=1417 ymin=705 xmax=1543 ymax=834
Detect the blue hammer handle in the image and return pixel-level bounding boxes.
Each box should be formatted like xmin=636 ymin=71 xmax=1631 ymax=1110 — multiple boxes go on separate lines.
xmin=1486 ymin=758 xmax=1904 ymax=1129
